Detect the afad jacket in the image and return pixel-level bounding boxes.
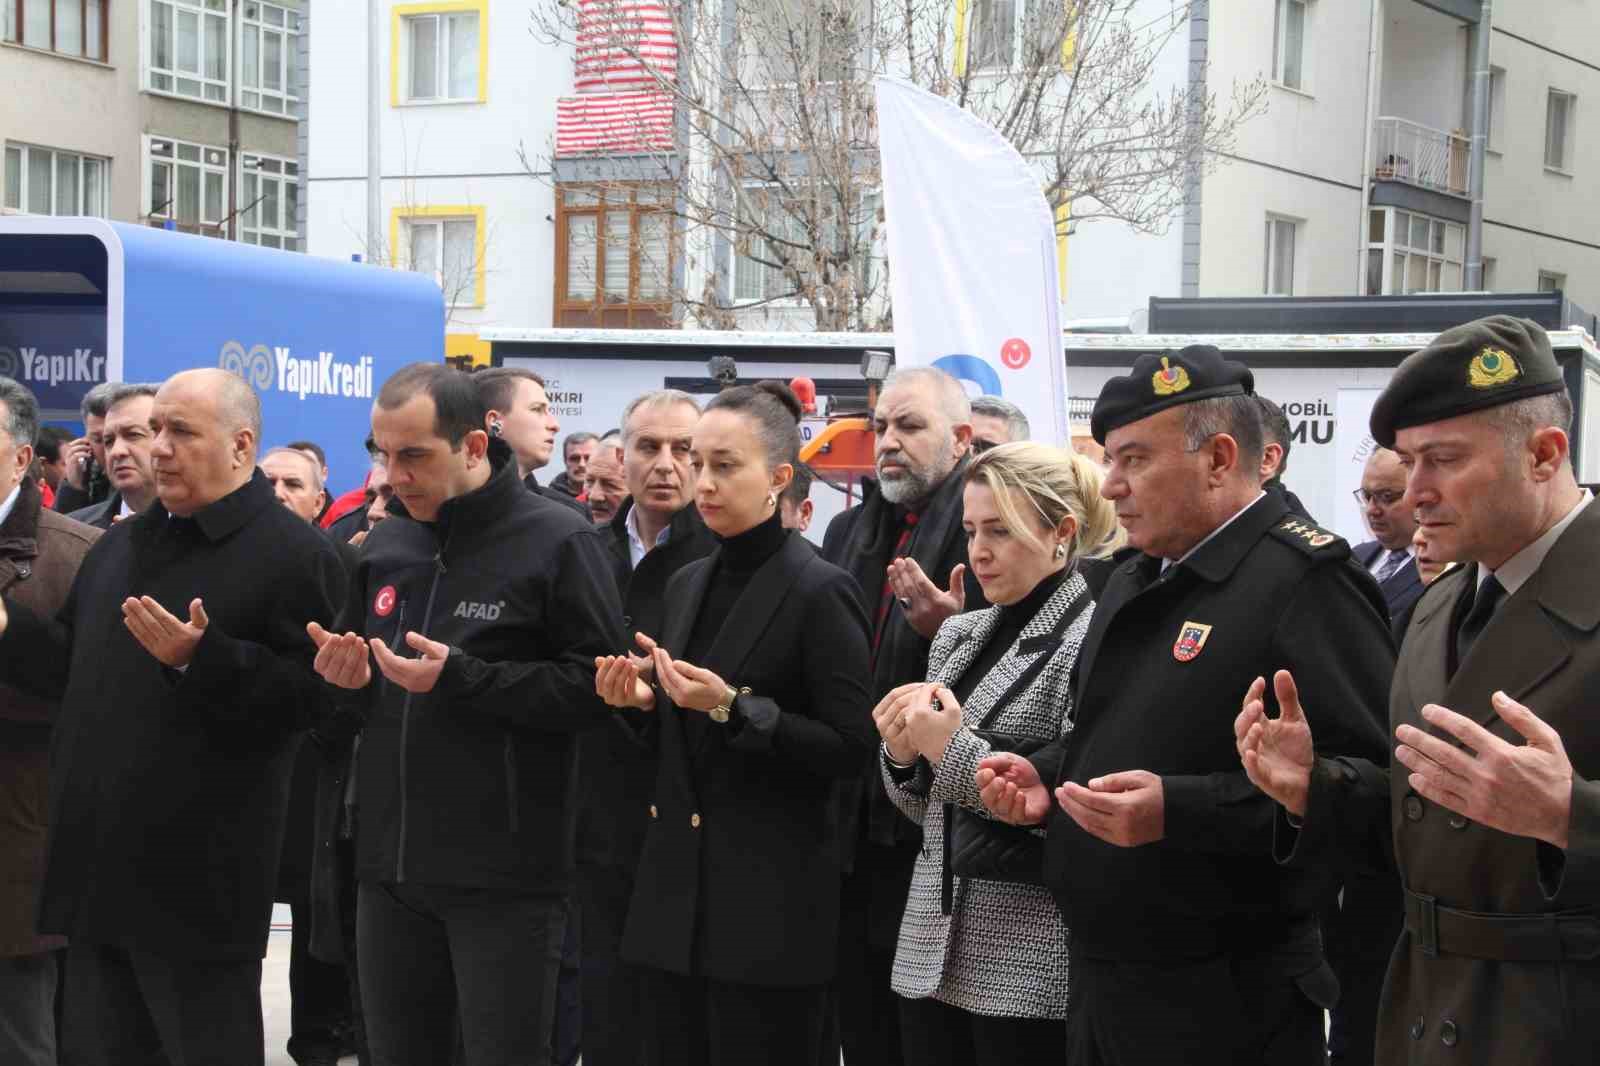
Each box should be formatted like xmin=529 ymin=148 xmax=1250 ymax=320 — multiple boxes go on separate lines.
xmin=342 ymin=439 xmax=626 ymax=894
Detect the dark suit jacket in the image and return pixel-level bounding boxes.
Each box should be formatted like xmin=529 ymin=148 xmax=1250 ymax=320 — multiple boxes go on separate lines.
xmin=1353 ymin=540 xmax=1425 ymax=624
xmin=621 ymin=534 xmax=874 ymax=986
xmin=1286 ymin=498 xmax=1600 ymax=1065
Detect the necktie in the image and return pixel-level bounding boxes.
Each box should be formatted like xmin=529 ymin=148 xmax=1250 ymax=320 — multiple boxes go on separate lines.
xmin=1454 ymin=574 xmax=1506 ymax=667
xmin=871 ymin=512 xmax=919 ymax=664
xmin=1374 ymin=550 xmax=1408 ymax=584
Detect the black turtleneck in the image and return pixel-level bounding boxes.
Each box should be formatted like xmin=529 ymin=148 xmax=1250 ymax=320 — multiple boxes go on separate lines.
xmin=951 ymin=565 xmax=1069 ymax=704
xmin=683 ymin=508 xmax=790 ymax=667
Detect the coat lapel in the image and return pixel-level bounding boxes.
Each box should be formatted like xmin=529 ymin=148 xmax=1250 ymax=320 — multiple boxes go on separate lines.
xmin=1403 ymin=568 xmax=1463 ymax=716
xmin=932 ymin=607 xmax=1004 ymax=690
xmin=659 ymin=551 xmax=717 ymax=661
xmin=697 ymin=535 xmax=814 ymax=684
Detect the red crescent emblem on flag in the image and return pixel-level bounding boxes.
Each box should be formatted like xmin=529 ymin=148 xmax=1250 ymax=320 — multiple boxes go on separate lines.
xmin=1000 ymin=338 xmax=1031 ymax=369
xmin=374 ymin=586 xmax=397 ymax=617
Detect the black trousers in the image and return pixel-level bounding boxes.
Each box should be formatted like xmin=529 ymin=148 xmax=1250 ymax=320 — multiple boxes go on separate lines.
xmin=0 ymin=950 xmax=59 ymax=1066
xmin=1065 ymin=949 xmax=1325 ymax=1066
xmin=550 ymin=897 xmax=580 ymax=1066
xmin=1327 ymin=872 xmax=1403 ymax=1066
xmin=288 ymin=896 xmax=352 ymax=1063
xmin=357 ymin=880 xmax=565 ymax=1066
xmin=833 ymin=840 xmax=918 ymax=1066
xmin=576 ymin=863 xmax=644 ymax=1066
xmin=640 ymin=966 xmax=828 ymax=1066
xmin=59 ymin=941 xmax=264 ymax=1066
xmin=898 ymin=994 xmax=1065 ymax=1066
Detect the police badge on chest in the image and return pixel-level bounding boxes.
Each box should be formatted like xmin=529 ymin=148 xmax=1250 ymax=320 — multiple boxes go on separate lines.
xmin=1173 ymin=621 xmax=1212 ymax=662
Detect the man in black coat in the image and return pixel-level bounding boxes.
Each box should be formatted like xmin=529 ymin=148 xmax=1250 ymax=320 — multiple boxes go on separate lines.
xmin=1257 ymin=395 xmax=1315 ymax=521
xmin=820 ymin=367 xmax=985 ymax=1066
xmin=50 ymin=381 xmax=114 ymax=515
xmin=578 ymin=388 xmax=715 ymax=1066
xmin=311 ymin=364 xmax=624 ymax=1066
xmin=1352 ymin=447 xmax=1424 ymax=623
xmin=474 ymin=367 xmax=589 ymax=519
xmin=978 ymin=347 xmax=1393 ymax=1066
xmin=0 ymin=368 xmax=344 ymax=1066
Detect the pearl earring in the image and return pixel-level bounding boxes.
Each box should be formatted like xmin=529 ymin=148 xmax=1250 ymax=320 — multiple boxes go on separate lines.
xmin=767 ymin=493 xmax=777 ymax=508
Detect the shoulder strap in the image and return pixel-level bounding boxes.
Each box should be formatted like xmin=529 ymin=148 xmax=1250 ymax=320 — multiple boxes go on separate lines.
xmin=975 ymin=592 xmax=1090 ymax=731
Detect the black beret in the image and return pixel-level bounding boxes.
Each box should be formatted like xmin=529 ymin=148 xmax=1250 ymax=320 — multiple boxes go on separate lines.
xmin=1091 ymin=345 xmax=1255 ymax=444
xmin=1369 ymin=315 xmax=1565 ymax=448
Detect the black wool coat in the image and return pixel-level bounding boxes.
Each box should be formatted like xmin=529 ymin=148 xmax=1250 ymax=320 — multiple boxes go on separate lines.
xmin=2 ymin=471 xmax=343 ymax=961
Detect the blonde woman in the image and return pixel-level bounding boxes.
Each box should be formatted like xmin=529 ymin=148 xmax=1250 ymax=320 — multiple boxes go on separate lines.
xmin=874 ymin=444 xmax=1122 ymax=1062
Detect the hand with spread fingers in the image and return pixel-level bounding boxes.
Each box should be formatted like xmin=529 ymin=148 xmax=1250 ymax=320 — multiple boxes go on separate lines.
xmin=904 ymin=684 xmax=963 ymax=765
xmin=122 ymin=596 xmax=209 ymax=669
xmin=872 ymin=682 xmax=928 ymax=766
xmin=370 ymin=631 xmax=450 ymax=694
xmin=1235 ymin=670 xmax=1316 ymax=818
xmin=975 ymin=751 xmax=1052 ymax=826
xmin=652 ymin=647 xmax=729 ymax=714
xmin=308 ymin=621 xmax=372 ymax=690
xmin=1394 ymin=691 xmax=1574 ymax=849
xmin=594 ymin=653 xmax=656 ymax=711
xmin=885 ymin=558 xmax=967 ymax=641
xmin=1055 ymin=770 xmax=1166 ymax=847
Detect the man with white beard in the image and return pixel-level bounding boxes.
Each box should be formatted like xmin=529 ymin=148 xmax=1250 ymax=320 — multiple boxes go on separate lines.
xmin=820 ymin=367 xmax=987 ymax=1066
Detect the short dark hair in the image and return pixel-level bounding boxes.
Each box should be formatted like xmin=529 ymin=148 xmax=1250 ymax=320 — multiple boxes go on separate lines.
xmin=562 ymin=431 xmax=599 ymax=458
xmin=105 ymin=383 xmax=159 ymax=413
xmin=704 ymin=381 xmax=802 ymax=471
xmin=1253 ymin=395 xmax=1292 ymax=474
xmin=782 ymin=461 xmax=815 ymax=509
xmin=286 ymin=439 xmax=327 ymax=467
xmin=35 ymin=425 xmax=74 ymax=462
xmin=376 ymin=363 xmax=487 ymax=448
xmin=0 ymin=377 xmax=40 ymax=449
xmin=474 ymin=368 xmax=547 ymax=416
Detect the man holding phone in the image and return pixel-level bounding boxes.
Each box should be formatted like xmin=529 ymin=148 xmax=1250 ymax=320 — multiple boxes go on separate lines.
xmin=53 ymin=382 xmax=116 ymax=514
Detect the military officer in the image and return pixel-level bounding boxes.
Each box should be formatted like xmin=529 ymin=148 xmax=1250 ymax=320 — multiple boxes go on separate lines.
xmin=1237 ymin=315 xmax=1600 ymax=1066
xmin=977 ymin=345 xmax=1395 ymax=1065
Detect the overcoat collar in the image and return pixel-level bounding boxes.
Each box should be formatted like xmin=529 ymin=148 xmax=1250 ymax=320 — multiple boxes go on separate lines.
xmin=138 ymin=468 xmax=276 ymax=543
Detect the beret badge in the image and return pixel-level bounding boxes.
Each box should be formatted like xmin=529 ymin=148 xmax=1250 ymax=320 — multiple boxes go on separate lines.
xmin=1467 ymin=347 xmax=1521 ymax=390
xmin=1151 ymin=356 xmax=1192 ymax=397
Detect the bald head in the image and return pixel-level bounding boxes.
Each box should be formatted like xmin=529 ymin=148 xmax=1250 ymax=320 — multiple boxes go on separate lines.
xmin=1359 ymin=447 xmax=1415 ymax=551
xmin=151 ymin=369 xmax=262 ymax=516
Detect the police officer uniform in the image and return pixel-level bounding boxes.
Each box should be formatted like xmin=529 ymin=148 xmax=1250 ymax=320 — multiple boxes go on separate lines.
xmin=1026 ymin=347 xmax=1395 ymax=1065
xmin=1280 ymin=316 xmax=1600 ymax=1065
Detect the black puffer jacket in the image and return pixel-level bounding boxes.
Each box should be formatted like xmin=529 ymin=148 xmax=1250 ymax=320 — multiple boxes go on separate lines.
xmin=342 ymin=440 xmax=625 ymax=892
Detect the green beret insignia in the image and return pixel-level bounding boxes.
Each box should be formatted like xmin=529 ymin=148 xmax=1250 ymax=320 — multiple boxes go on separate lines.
xmin=1467 ymin=347 xmax=1521 ymax=389
xmin=1152 ymin=356 xmax=1191 ymax=397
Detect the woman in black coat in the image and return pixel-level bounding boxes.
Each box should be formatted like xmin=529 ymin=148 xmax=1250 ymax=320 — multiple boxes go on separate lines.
xmin=595 ymin=382 xmax=874 ymax=1066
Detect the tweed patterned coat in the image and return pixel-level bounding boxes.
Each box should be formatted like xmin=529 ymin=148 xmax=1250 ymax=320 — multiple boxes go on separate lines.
xmin=881 ymin=572 xmax=1092 ymax=1019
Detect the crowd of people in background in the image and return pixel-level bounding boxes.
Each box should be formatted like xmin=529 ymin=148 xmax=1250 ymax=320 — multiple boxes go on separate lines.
xmin=0 ymin=313 xmax=1596 ymax=1066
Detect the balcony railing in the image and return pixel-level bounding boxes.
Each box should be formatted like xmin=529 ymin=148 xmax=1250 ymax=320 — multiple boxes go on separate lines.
xmin=1372 ymin=117 xmax=1469 ymax=196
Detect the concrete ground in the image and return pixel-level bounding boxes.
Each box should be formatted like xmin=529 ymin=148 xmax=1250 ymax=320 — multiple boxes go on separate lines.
xmin=263 ymin=907 xmax=357 ymax=1066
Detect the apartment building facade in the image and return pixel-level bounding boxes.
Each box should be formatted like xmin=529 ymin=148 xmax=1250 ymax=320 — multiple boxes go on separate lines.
xmin=2 ymin=0 xmax=307 ymax=248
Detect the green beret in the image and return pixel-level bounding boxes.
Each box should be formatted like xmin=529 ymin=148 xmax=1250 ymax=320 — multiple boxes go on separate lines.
xmin=1369 ymin=315 xmax=1566 ymax=448
xmin=1091 ymin=345 xmax=1255 ymax=445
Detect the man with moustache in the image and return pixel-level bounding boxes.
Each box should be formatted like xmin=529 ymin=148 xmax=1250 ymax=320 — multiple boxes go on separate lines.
xmin=69 ymin=384 xmax=159 ymax=529
xmin=821 ymin=366 xmax=985 ymax=1066
xmin=579 ymin=389 xmax=717 ymax=1066
xmin=582 ymin=449 xmax=628 ymax=528
xmin=52 ymin=382 xmax=115 ymax=514
xmin=0 ymin=368 xmax=342 ymax=1065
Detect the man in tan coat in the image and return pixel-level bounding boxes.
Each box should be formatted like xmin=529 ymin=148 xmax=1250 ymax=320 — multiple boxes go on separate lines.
xmin=1237 ymin=315 xmax=1600 ymax=1065
xmin=0 ymin=378 xmax=100 ymax=1063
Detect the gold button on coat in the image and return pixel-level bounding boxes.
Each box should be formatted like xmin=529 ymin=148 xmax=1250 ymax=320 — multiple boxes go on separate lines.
xmin=690 ymin=813 xmax=701 ymax=829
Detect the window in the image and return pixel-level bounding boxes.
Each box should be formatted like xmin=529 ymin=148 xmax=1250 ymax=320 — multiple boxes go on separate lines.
xmin=397 ymin=209 xmax=484 ymax=307
xmin=1479 ymin=256 xmax=1496 ymax=292
xmin=733 ymin=184 xmax=816 ymax=304
xmin=1538 ymin=270 xmax=1566 ymax=294
xmin=1363 ymin=207 xmax=1463 ymax=295
xmin=554 ymin=185 xmax=672 ymax=328
xmin=398 ymin=7 xmax=480 ymax=103
xmin=1263 ymin=216 xmax=1297 ymax=296
xmin=967 ymin=0 xmax=1065 ymax=72
xmin=3 ymin=0 xmax=105 ymax=60
xmin=3 ymin=143 xmax=108 ymax=216
xmin=149 ymin=0 xmax=230 ymax=103
xmin=146 ymin=136 xmax=228 ymax=235
xmin=1546 ymin=89 xmax=1576 ymax=172
xmin=1272 ymin=0 xmax=1306 ymax=91
xmin=239 ymin=153 xmax=298 ymax=250
xmin=1486 ymin=66 xmax=1505 ymax=152
xmin=239 ymin=1 xmax=300 ymax=116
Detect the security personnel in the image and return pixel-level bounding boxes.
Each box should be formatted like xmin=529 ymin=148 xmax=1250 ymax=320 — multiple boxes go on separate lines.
xmin=1238 ymin=315 xmax=1600 ymax=1066
xmin=978 ymin=346 xmax=1394 ymax=1065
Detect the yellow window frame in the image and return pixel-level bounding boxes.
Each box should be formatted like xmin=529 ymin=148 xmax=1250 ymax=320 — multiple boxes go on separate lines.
xmin=391 ymin=0 xmax=489 ymax=107
xmin=390 ymin=205 xmax=488 ymax=308
xmin=953 ymin=0 xmax=1078 ymax=77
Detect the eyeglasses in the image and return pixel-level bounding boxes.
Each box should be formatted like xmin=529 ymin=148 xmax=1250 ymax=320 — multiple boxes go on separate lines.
xmin=1352 ymin=489 xmax=1405 ymax=508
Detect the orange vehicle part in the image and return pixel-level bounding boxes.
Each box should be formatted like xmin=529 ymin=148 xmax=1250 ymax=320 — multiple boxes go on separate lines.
xmin=800 ymin=417 xmax=875 ymax=478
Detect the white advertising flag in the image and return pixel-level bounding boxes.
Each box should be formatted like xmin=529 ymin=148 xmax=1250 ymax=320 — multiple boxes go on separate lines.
xmin=875 ymin=76 xmax=1068 ymax=444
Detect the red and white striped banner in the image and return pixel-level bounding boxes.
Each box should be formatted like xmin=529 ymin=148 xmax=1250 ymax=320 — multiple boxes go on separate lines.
xmin=573 ymin=0 xmax=677 ymax=92
xmin=556 ymin=91 xmax=675 ymax=155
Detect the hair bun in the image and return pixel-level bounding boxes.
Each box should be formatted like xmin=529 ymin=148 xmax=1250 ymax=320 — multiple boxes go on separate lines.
xmin=754 ymin=380 xmax=803 ymax=422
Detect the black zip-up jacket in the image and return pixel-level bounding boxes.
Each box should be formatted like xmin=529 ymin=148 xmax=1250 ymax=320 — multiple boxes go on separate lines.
xmin=341 ymin=440 xmax=626 ymax=893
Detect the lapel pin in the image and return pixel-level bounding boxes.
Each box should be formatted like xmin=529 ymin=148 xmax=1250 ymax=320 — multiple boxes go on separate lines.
xmin=1173 ymin=621 xmax=1212 ymax=663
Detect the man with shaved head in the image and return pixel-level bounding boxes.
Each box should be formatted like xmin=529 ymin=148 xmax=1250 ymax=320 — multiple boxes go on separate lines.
xmin=821 ymin=365 xmax=986 ymax=1066
xmin=0 ymin=366 xmax=345 ymax=1065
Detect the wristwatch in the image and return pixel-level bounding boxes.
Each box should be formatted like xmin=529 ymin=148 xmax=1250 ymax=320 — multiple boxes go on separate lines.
xmin=710 ymin=685 xmax=751 ymax=724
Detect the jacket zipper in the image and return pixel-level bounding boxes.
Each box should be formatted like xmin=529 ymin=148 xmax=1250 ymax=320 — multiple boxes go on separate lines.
xmin=504 ymin=735 xmax=520 ymax=834
xmin=396 ymin=547 xmax=448 ymax=884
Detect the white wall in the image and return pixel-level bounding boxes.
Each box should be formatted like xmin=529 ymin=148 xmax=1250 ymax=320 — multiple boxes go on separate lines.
xmin=1378 ymin=1 xmax=1469 ymax=135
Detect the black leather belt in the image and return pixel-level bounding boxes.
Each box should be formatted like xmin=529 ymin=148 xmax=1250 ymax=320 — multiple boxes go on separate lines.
xmin=1405 ymin=890 xmax=1600 ymax=962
